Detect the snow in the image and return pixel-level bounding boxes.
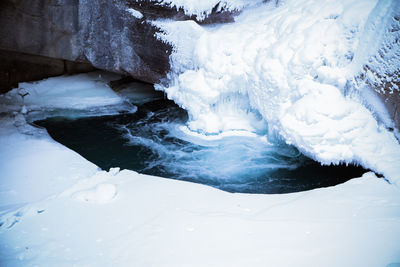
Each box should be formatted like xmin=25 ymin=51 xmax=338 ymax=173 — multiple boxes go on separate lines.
xmin=0 ymin=118 xmax=400 ymax=266
xmin=0 ymin=71 xmax=400 ymax=266
xmin=0 ymin=71 xmax=138 ymax=120
xmin=154 ymin=0 xmax=265 ymax=21
xmin=73 ymin=183 xmax=117 ymax=203
xmin=154 ymin=0 xmax=400 ymax=186
xmin=3 ymin=71 xmax=123 ymax=109
xmin=0 ymin=114 xmax=99 ymax=210
xmin=0 ymin=0 xmax=400 ymax=265
xmin=126 ymin=8 xmax=143 ymax=19
xmin=349 ymin=0 xmax=400 ymax=133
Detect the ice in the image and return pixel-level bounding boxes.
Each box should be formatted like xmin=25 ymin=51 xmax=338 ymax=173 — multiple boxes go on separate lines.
xmin=126 ymin=8 xmax=143 ymax=19
xmin=4 ymin=71 xmax=123 ymax=109
xmin=0 ymin=72 xmax=399 ymax=265
xmin=154 ymin=0 xmax=265 ymax=21
xmin=154 ymin=0 xmax=400 ymax=186
xmin=0 ymin=0 xmax=400 ymax=265
xmin=0 ymin=71 xmax=143 ymax=120
xmin=113 ymin=80 xmax=164 ymax=104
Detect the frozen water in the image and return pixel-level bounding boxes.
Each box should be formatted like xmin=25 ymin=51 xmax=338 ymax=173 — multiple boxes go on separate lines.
xmin=154 ymin=0 xmax=400 ymax=186
xmin=0 ymin=0 xmax=400 ymax=265
xmin=0 ymin=71 xmax=137 ymax=120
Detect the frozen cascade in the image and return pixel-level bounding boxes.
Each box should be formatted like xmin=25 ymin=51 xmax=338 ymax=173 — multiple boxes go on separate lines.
xmin=154 ymin=0 xmax=400 ymax=186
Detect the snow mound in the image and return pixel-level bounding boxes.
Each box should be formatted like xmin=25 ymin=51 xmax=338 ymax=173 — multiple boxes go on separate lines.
xmin=73 ymin=183 xmax=117 ymax=204
xmin=154 ymin=0 xmax=400 ymax=185
xmin=60 ymin=168 xmax=121 ymax=199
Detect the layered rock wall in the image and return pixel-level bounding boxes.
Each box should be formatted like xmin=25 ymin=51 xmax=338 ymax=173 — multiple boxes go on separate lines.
xmin=0 ymin=49 xmax=95 ymax=93
xmin=0 ymin=0 xmax=173 ymax=85
xmin=0 ymin=0 xmax=236 ymax=86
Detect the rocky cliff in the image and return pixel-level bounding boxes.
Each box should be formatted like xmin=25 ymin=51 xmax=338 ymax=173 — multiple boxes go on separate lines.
xmin=0 ymin=0 xmax=169 ymax=85
xmin=0 ymin=0 xmax=236 ymax=86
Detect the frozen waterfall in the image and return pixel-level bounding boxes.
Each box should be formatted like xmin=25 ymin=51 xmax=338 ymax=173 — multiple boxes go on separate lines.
xmin=153 ymin=0 xmax=400 ymax=185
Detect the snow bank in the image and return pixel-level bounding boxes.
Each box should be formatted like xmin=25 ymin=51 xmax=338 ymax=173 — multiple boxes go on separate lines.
xmin=154 ymin=0 xmax=400 ymax=185
xmin=0 ymin=114 xmax=99 ymax=209
xmin=1 ymin=165 xmax=400 ymax=266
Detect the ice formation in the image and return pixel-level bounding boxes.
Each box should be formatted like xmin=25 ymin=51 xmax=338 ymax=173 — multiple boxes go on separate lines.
xmin=154 ymin=0 xmax=265 ymax=21
xmin=4 ymin=72 xmax=123 ymax=109
xmin=127 ymin=8 xmax=144 ymax=19
xmin=154 ymin=0 xmax=400 ymax=185
xmin=0 ymin=71 xmax=137 ymax=119
xmin=0 ymin=1 xmax=400 ymax=265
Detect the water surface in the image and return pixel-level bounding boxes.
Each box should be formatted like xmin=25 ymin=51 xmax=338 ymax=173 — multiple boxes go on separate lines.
xmin=35 ymin=99 xmax=367 ymax=194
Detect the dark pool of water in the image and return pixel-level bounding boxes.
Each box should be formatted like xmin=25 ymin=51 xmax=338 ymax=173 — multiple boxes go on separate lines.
xmin=35 ymin=99 xmax=367 ymax=194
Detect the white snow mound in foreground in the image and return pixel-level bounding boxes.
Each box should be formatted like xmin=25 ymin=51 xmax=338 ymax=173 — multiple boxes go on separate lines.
xmin=154 ymin=0 xmax=400 ymax=185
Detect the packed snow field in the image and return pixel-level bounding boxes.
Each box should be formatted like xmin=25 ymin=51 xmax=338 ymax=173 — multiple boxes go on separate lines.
xmin=1 ymin=0 xmax=400 ymax=266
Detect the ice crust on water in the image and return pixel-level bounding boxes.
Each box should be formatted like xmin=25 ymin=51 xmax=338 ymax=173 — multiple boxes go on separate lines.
xmin=4 ymin=72 xmax=123 ymax=109
xmin=154 ymin=0 xmax=400 ymax=185
xmin=0 ymin=71 xmax=139 ymax=120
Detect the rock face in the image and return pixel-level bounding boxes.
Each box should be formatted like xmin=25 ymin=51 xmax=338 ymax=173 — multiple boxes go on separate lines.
xmin=0 ymin=0 xmax=237 ymax=85
xmin=0 ymin=0 xmax=81 ymax=61
xmin=0 ymin=50 xmax=95 ymax=94
xmin=354 ymin=13 xmax=400 ymax=138
xmin=372 ymin=13 xmax=400 ymax=137
xmin=79 ymin=0 xmax=172 ymax=84
xmin=0 ymin=0 xmax=170 ymax=84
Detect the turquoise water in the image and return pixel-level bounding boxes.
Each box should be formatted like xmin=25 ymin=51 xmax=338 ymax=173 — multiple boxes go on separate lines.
xmin=35 ymin=99 xmax=367 ymax=194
